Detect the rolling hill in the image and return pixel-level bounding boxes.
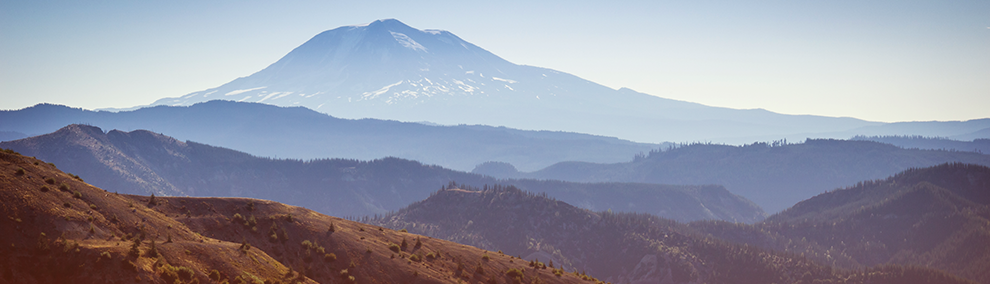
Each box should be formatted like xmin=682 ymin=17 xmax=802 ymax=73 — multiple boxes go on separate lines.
xmin=0 ymin=124 xmax=765 ymax=223
xmin=370 ymin=184 xmax=973 ymax=284
xmin=0 ymin=148 xmax=599 ymax=284
xmin=476 ymin=139 xmax=990 ymax=213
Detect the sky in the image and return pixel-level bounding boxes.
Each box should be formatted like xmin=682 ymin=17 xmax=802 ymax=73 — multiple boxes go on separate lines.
xmin=1 ymin=0 xmax=987 ymax=123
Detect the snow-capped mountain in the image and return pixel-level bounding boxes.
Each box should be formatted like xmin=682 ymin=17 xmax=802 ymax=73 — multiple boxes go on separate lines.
xmin=153 ymin=19 xmax=879 ymax=143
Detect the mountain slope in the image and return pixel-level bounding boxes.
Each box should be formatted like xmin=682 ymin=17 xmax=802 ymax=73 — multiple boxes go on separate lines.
xmin=0 ymin=148 xmax=314 ymax=283
xmin=684 ymin=163 xmax=990 ymax=283
xmin=0 ymin=124 xmax=764 ymax=222
xmin=143 ymin=19 xmax=925 ymax=144
xmin=0 ymin=101 xmax=658 ymax=172
xmin=0 ymin=148 xmax=597 ymax=284
xmin=371 ymin=185 xmax=973 ymax=284
xmin=479 ymin=139 xmax=990 ymax=213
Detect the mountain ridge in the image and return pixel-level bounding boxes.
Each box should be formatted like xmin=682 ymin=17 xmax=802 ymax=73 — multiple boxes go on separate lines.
xmin=0 ymin=124 xmax=765 ymax=223
xmin=475 ymin=139 xmax=990 ymax=213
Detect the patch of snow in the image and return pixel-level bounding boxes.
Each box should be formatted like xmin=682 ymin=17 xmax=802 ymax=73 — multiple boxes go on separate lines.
xmin=182 ymin=92 xmax=199 ymax=99
xmin=257 ymin=92 xmax=283 ymax=103
xmin=271 ymin=92 xmax=293 ymax=100
xmin=203 ymin=90 xmax=218 ymax=97
xmin=492 ymin=77 xmax=517 ymax=84
xmin=390 ymin=31 xmax=427 ymax=52
xmin=452 ymin=79 xmax=476 ymax=93
xmin=224 ymin=87 xmax=266 ymax=96
xmin=504 ymin=85 xmax=514 ymax=91
xmin=424 ymin=29 xmax=442 ymax=35
xmin=237 ymin=96 xmax=253 ymax=102
xmin=362 ymin=81 xmax=404 ymax=99
xmin=465 ymin=71 xmax=474 ymax=74
xmin=316 ymin=103 xmax=325 ymax=109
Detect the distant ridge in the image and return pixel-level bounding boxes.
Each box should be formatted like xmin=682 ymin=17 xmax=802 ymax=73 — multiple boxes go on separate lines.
xmin=0 ymin=101 xmax=660 ymax=171
xmin=476 ymin=139 xmax=990 ymax=213
xmin=0 ymin=124 xmax=765 ymax=222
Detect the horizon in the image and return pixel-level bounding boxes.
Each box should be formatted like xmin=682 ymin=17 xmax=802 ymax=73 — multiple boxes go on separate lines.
xmin=1 ymin=1 xmax=988 ymax=123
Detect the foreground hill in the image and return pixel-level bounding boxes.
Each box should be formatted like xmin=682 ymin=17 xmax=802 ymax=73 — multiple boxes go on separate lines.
xmin=0 ymin=149 xmax=314 ymax=283
xmin=0 ymin=124 xmax=765 ymax=222
xmin=0 ymin=101 xmax=659 ymax=172
xmin=371 ymin=185 xmax=972 ymax=284
xmin=477 ymin=139 xmax=990 ymax=213
xmin=0 ymin=149 xmax=598 ymax=284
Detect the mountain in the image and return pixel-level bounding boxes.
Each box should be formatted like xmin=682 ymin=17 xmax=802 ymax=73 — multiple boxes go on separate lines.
xmin=0 ymin=149 xmax=596 ymax=284
xmin=370 ymin=185 xmax=972 ymax=284
xmin=692 ymin=163 xmax=990 ymax=284
xmin=0 ymin=101 xmax=660 ymax=172
xmin=851 ymin=135 xmax=990 ymax=154
xmin=145 ymin=18 xmax=989 ymax=145
xmin=475 ymin=139 xmax=990 ymax=213
xmin=0 ymin=124 xmax=764 ymax=222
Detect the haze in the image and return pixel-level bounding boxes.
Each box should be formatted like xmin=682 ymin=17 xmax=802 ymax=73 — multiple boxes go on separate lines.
xmin=1 ymin=0 xmax=988 ymax=122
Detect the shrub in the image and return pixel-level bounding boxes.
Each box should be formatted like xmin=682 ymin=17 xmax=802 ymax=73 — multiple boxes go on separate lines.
xmin=58 ymin=183 xmax=70 ymax=192
xmin=232 ymin=213 xmax=244 ymax=223
xmin=100 ymin=251 xmax=112 ymax=259
xmin=324 ymin=253 xmax=337 ymax=262
xmin=399 ymin=229 xmax=407 ymax=232
xmin=63 ymin=202 xmax=71 ymax=208
xmin=328 ymin=222 xmax=335 ymax=232
xmin=73 ymin=191 xmax=82 ymax=199
xmin=45 ymin=177 xmax=55 ymax=184
xmin=209 ymin=270 xmax=222 ymax=281
xmin=145 ymin=239 xmax=158 ymax=258
xmin=89 ymin=204 xmax=97 ymax=210
xmin=415 ymin=237 xmax=422 ymax=248
xmin=506 ymin=268 xmax=524 ymax=278
xmin=475 ymin=263 xmax=485 ymax=274
xmin=15 ymin=168 xmax=25 ymax=175
xmin=482 ymin=253 xmax=491 ymax=261
xmin=388 ymin=243 xmax=400 ymax=253
xmin=39 ymin=185 xmax=49 ymax=192
xmin=409 ymin=253 xmax=422 ymax=262
xmin=147 ymin=194 xmax=157 ymax=206
xmin=400 ymin=239 xmax=408 ymax=251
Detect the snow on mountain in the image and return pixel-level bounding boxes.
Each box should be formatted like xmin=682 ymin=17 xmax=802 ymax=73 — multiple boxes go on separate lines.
xmin=151 ymin=19 xmax=880 ymax=143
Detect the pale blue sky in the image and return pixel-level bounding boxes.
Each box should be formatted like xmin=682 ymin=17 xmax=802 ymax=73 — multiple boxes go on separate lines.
xmin=1 ymin=1 xmax=987 ymax=122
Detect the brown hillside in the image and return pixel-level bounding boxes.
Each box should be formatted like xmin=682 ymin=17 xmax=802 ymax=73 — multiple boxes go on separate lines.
xmin=0 ymin=148 xmax=595 ymax=284
xmin=0 ymin=148 xmax=311 ymax=284
xmin=138 ymin=194 xmax=600 ymax=284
